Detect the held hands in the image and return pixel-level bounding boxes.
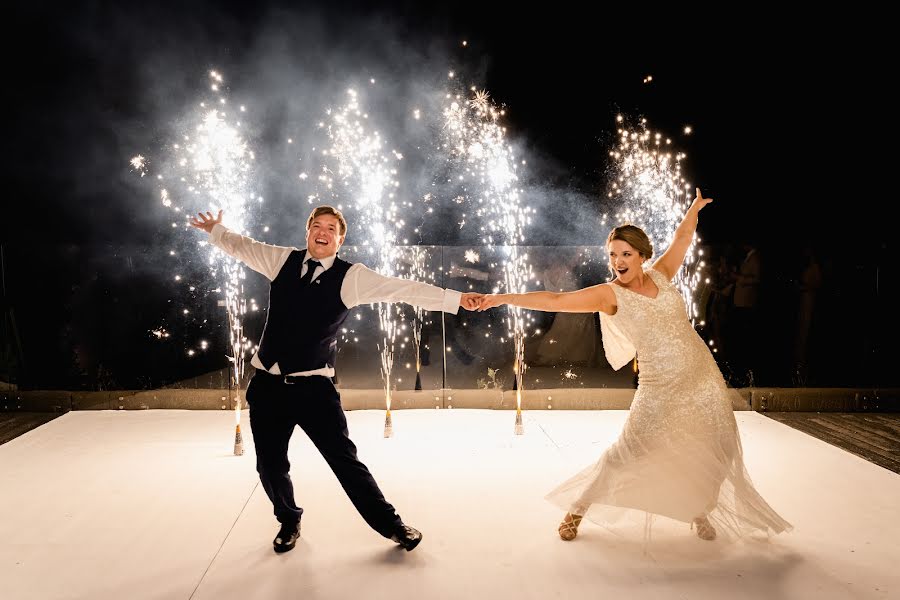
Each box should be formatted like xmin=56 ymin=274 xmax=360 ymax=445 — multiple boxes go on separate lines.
xmin=459 ymin=293 xmax=508 ymax=311
xmin=476 ymin=294 xmax=507 ymax=312
xmin=459 ymin=293 xmax=485 ymax=311
xmin=189 ymin=210 xmax=224 ymax=233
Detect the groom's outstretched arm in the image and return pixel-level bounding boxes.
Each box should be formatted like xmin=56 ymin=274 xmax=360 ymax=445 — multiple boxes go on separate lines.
xmin=342 ymin=263 xmax=482 ymax=312
xmin=190 ymin=210 xmax=295 ymax=281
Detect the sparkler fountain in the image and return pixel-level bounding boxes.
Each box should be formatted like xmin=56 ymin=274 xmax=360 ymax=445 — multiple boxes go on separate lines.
xmin=133 ymin=71 xmax=258 ymax=455
xmin=442 ymin=85 xmax=534 ymax=434
xmin=606 ymin=116 xmax=706 ymax=373
xmin=607 ymin=116 xmax=704 ymax=322
xmin=404 ymin=245 xmax=433 ymax=392
xmin=318 ymin=89 xmax=405 ymax=437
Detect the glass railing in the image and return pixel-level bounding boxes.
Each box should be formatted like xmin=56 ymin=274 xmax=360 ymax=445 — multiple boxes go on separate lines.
xmin=0 ymin=243 xmax=891 ymax=392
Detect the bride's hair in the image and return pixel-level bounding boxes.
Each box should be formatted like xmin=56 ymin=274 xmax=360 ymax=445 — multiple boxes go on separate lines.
xmin=607 ymin=224 xmax=653 ymax=259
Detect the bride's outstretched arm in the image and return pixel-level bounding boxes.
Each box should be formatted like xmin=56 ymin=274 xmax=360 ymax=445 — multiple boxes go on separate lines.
xmin=654 ymin=188 xmax=714 ymax=280
xmin=477 ymin=283 xmax=616 ymax=315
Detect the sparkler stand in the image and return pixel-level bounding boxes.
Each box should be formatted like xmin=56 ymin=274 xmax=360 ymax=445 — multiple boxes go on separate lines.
xmin=233 ymin=422 xmax=244 ymax=456
xmin=514 ymin=408 xmax=524 ymax=435
xmin=512 ymin=360 xmax=525 ymax=435
xmin=230 ymin=368 xmax=244 ymax=456
xmin=383 ymin=409 xmax=393 ymax=438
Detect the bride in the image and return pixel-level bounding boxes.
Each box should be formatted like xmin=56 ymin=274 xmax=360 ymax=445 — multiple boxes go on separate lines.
xmin=477 ymin=189 xmax=791 ymax=541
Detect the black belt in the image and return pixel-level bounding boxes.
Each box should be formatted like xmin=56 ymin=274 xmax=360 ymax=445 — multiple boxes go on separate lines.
xmin=255 ymin=368 xmax=325 ymax=385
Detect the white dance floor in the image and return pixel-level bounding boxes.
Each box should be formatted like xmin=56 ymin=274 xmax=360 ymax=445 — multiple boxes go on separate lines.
xmin=1 ymin=409 xmax=897 ymax=599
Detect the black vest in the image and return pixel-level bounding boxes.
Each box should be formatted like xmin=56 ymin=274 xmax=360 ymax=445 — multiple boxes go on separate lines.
xmin=255 ymin=250 xmax=353 ymax=374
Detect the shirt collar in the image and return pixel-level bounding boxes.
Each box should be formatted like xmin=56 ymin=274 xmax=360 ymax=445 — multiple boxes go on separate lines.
xmin=304 ymin=252 xmax=336 ymax=270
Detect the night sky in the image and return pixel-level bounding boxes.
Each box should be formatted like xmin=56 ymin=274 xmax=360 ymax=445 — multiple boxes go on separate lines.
xmin=3 ymin=1 xmax=894 ymax=389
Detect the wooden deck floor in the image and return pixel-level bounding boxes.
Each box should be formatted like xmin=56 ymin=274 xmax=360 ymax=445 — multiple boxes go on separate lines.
xmin=0 ymin=412 xmax=63 ymax=446
xmin=763 ymin=412 xmax=900 ymax=474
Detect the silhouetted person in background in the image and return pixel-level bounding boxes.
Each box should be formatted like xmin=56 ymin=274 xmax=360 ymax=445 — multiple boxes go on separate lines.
xmin=730 ymin=242 xmax=762 ymax=386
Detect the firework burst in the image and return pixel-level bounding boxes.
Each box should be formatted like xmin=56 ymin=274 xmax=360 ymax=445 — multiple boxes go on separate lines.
xmin=607 ymin=116 xmax=704 ymax=323
xmin=130 ymin=155 xmax=147 ymax=176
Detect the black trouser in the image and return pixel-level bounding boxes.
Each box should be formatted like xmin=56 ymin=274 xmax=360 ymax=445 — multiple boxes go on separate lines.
xmin=246 ymin=370 xmax=402 ymax=538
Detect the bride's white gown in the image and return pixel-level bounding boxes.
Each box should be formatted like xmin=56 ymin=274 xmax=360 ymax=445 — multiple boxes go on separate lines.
xmin=546 ymin=268 xmax=792 ymax=536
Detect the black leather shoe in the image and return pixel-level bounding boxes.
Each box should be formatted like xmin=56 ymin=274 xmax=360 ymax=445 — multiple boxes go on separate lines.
xmin=390 ymin=524 xmax=422 ymax=552
xmin=273 ymin=521 xmax=300 ymax=553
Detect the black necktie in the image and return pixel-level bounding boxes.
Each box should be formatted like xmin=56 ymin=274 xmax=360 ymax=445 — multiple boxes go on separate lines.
xmin=300 ymin=259 xmax=321 ymax=286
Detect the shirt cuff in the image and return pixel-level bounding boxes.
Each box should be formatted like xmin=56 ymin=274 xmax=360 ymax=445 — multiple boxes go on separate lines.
xmin=209 ymin=223 xmax=227 ymax=244
xmin=442 ymin=289 xmax=462 ymax=314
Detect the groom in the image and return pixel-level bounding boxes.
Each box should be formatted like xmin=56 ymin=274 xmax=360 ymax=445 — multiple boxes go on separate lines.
xmin=191 ymin=206 xmax=480 ymax=553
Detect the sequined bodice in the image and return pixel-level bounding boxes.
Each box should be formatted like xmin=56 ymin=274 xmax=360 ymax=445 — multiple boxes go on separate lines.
xmin=608 ymin=269 xmax=721 ymax=390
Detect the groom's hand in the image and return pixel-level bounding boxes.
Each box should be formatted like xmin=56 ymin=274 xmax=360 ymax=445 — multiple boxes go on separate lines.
xmin=189 ymin=210 xmax=224 ymax=233
xmin=459 ymin=293 xmax=484 ymax=311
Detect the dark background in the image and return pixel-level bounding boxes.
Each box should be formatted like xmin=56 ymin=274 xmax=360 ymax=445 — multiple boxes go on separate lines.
xmin=3 ymin=1 xmax=894 ymax=390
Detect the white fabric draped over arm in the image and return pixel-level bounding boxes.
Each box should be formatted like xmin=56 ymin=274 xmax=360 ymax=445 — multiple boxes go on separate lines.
xmin=599 ymin=312 xmax=636 ymax=370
